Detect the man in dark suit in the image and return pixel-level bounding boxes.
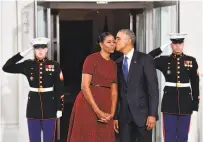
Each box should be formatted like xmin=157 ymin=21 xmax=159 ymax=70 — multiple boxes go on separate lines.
xmin=113 ymin=29 xmax=159 ymax=142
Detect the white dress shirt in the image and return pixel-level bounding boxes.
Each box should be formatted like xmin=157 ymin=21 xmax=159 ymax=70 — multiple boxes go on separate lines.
xmin=123 ymin=48 xmax=134 ymax=71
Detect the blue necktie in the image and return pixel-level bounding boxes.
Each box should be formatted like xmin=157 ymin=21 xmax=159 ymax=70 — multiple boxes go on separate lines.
xmin=122 ymin=56 xmax=128 ymax=81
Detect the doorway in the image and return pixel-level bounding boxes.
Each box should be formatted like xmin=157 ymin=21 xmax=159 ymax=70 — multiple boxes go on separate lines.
xmin=60 ymin=20 xmax=93 ymax=94
xmin=58 ymin=20 xmax=93 ymax=141
xmin=34 ymin=2 xmax=178 ymax=142
xmin=57 ymin=9 xmax=140 ymax=141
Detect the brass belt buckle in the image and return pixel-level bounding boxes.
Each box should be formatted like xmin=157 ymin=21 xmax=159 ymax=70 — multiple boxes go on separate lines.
xmin=176 ymin=83 xmax=182 ymax=87
xmin=38 ymin=88 xmax=44 ymax=92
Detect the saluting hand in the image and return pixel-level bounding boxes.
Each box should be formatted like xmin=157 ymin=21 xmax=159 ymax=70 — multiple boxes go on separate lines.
xmin=160 ymin=43 xmax=171 ymax=51
xmin=20 ymin=47 xmax=33 ymax=57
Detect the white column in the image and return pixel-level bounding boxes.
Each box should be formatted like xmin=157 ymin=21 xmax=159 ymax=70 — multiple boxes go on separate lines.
xmin=145 ymin=3 xmax=154 ymax=53
xmin=0 ymin=1 xmax=19 ymax=141
xmin=1 ymin=0 xmax=19 ymax=126
xmin=17 ymin=1 xmax=34 ymax=139
xmin=179 ymin=1 xmax=202 ymax=142
xmin=0 ymin=0 xmax=35 ymax=141
xmin=0 ymin=0 xmax=2 ymax=122
xmin=201 ymin=3 xmax=203 ymax=142
xmin=0 ymin=1 xmax=2 ymax=140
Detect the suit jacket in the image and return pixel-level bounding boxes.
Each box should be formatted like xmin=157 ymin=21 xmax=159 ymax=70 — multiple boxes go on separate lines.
xmin=115 ymin=50 xmax=159 ymax=127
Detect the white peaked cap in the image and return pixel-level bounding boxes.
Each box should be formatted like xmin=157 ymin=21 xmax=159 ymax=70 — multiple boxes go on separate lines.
xmin=31 ymin=37 xmax=50 ymax=46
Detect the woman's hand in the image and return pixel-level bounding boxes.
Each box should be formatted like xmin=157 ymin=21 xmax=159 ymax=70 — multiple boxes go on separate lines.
xmin=96 ymin=110 xmax=112 ymax=123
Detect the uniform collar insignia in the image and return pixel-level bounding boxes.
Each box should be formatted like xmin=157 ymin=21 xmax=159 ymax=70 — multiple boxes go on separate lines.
xmin=171 ymin=53 xmax=184 ymax=58
xmin=35 ymin=57 xmax=48 ymax=63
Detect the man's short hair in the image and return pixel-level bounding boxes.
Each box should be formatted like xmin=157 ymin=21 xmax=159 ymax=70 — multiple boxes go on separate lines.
xmin=119 ymin=29 xmax=136 ymax=44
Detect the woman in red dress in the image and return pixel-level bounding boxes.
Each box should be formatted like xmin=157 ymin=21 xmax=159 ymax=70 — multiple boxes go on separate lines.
xmin=67 ymin=32 xmax=118 ymax=142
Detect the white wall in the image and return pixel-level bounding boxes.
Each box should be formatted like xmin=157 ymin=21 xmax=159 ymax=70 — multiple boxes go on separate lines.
xmin=0 ymin=1 xmax=2 ymax=139
xmin=0 ymin=1 xmax=21 ymax=141
xmin=0 ymin=1 xmax=34 ymax=141
xmin=1 ymin=1 xmax=19 ymax=126
xmin=179 ymin=1 xmax=202 ymax=142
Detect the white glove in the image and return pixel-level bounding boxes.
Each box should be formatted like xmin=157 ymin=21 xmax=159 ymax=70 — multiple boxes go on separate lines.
xmin=56 ymin=111 xmax=62 ymax=118
xmin=160 ymin=43 xmax=171 ymax=51
xmin=20 ymin=47 xmax=33 ymax=57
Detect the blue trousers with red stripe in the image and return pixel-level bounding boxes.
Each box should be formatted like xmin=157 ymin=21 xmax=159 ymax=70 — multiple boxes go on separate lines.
xmin=163 ymin=113 xmax=191 ymax=142
xmin=27 ymin=119 xmax=56 ymax=142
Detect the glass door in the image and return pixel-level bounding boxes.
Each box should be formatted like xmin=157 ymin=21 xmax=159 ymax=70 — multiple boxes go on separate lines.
xmin=50 ymin=10 xmax=60 ymax=62
xmin=36 ymin=2 xmax=60 ymax=62
xmin=136 ymin=12 xmax=145 ymax=53
xmin=128 ymin=9 xmax=145 ymax=53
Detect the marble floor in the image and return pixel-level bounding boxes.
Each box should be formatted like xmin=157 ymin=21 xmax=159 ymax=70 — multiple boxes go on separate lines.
xmin=0 ymin=121 xmax=200 ymax=142
xmin=0 ymin=125 xmax=29 ymax=142
xmin=0 ymin=125 xmax=119 ymax=142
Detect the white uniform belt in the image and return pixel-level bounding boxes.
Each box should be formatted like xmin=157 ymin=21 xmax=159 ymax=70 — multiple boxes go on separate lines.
xmin=165 ymin=82 xmax=190 ymax=87
xmin=30 ymin=87 xmax=53 ymax=92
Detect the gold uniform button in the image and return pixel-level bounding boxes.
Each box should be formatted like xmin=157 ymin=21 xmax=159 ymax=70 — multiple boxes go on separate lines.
xmin=40 ymin=68 xmax=42 ymax=70
xmin=40 ymin=81 xmax=42 ymax=83
xmin=178 ymin=76 xmax=180 ymax=78
xmin=40 ymin=72 xmax=42 ymax=74
xmin=178 ymin=62 xmax=180 ymax=64
xmin=178 ymin=81 xmax=180 ymax=83
xmin=40 ymin=77 xmax=42 ymax=79
xmin=177 ymin=71 xmax=180 ymax=74
xmin=178 ymin=66 xmax=180 ymax=69
xmin=177 ymin=58 xmax=180 ymax=60
xmin=40 ymin=63 xmax=42 ymax=66
xmin=40 ymin=86 xmax=43 ymax=88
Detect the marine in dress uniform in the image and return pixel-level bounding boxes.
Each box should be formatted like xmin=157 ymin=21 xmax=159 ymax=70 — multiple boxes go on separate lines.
xmin=2 ymin=37 xmax=64 ymax=142
xmin=148 ymin=33 xmax=200 ymax=142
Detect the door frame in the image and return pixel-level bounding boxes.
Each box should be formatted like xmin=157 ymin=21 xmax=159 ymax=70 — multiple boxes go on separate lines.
xmin=36 ymin=1 xmax=177 ymax=57
xmin=35 ymin=2 xmax=179 ymax=142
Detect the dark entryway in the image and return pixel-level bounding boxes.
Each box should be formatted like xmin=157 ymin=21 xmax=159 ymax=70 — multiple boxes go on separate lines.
xmin=57 ymin=20 xmax=93 ymax=141
xmin=60 ymin=20 xmax=93 ymax=92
